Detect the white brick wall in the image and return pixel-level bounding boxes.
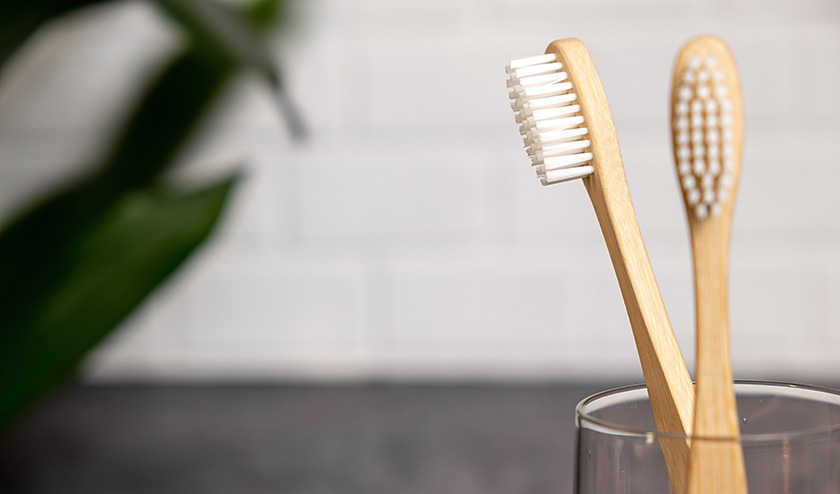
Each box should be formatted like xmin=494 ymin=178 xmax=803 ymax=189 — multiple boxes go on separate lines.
xmin=2 ymin=0 xmax=840 ymax=382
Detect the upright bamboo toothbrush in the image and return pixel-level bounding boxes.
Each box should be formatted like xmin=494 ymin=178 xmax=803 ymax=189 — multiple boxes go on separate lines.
xmin=669 ymin=36 xmax=747 ymax=494
xmin=507 ymin=38 xmax=694 ymax=494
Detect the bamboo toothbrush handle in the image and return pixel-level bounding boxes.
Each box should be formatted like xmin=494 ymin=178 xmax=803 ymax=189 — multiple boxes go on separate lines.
xmin=669 ymin=34 xmax=747 ymax=494
xmin=585 ymin=172 xmax=694 ymax=494
xmin=547 ymin=39 xmax=695 ymax=494
xmin=687 ymin=219 xmax=747 ymax=493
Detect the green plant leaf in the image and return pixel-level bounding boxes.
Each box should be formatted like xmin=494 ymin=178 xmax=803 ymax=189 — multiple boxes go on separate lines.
xmin=152 ymin=0 xmax=305 ymax=138
xmin=97 ymin=49 xmax=234 ymax=189
xmin=2 ymin=0 xmax=304 ymax=138
xmin=0 ymin=175 xmax=238 ymax=433
xmin=0 ymin=0 xmax=303 ymax=436
xmin=245 ymin=0 xmax=284 ymax=29
xmin=0 ymin=49 xmax=234 ymax=328
xmin=153 ymin=0 xmax=275 ymax=78
xmin=0 ymin=0 xmax=288 ymax=368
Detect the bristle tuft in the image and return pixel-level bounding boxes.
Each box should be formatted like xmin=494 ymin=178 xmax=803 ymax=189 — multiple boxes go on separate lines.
xmin=674 ymin=53 xmax=736 ymax=218
xmin=507 ymin=52 xmax=592 ymax=186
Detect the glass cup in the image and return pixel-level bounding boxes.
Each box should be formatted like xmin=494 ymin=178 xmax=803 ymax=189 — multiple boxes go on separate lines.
xmin=575 ymin=380 xmax=840 ymax=493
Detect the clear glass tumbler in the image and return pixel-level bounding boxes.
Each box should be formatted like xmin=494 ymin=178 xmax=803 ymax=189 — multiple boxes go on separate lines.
xmin=575 ymin=381 xmax=840 ymax=493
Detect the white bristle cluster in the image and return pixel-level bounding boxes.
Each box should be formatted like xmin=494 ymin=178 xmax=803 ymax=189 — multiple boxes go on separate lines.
xmin=674 ymin=55 xmax=735 ymax=219
xmin=506 ymin=53 xmax=593 ymax=186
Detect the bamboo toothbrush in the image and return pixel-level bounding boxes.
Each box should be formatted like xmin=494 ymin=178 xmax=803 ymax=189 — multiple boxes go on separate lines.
xmin=669 ymin=35 xmax=747 ymax=494
xmin=508 ymin=38 xmax=694 ymax=494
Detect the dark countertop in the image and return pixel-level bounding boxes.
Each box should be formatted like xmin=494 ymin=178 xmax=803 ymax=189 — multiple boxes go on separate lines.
xmin=0 ymin=382 xmax=617 ymax=494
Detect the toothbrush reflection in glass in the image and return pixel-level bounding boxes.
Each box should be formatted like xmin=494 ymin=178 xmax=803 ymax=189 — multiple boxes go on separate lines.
xmin=670 ymin=35 xmax=748 ymax=494
xmin=507 ymin=38 xmax=694 ymax=494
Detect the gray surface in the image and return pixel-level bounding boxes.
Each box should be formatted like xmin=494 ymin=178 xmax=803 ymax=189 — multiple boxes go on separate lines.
xmin=0 ymin=383 xmax=614 ymax=494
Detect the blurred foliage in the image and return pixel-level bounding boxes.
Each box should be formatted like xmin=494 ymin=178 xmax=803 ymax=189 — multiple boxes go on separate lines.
xmin=0 ymin=0 xmax=300 ymax=434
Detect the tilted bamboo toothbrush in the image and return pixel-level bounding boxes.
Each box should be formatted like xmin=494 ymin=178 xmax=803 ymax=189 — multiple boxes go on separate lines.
xmin=669 ymin=35 xmax=747 ymax=494
xmin=507 ymin=38 xmax=694 ymax=494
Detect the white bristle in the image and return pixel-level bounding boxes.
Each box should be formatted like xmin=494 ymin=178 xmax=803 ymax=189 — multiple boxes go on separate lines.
xmin=723 ymin=144 xmax=734 ymax=157
xmin=509 ymin=71 xmax=569 ymax=88
xmin=521 ymin=118 xmax=586 ymax=147
xmin=530 ymin=114 xmax=584 ymax=131
xmin=524 ymin=116 xmax=586 ymax=145
xmin=524 ymin=104 xmax=581 ymax=124
xmin=506 ymin=53 xmax=557 ymax=72
xmin=508 ymin=53 xmax=592 ymax=186
xmin=511 ymin=93 xmax=577 ymax=112
xmin=511 ymin=62 xmax=563 ymax=79
xmin=537 ymin=152 xmax=594 ymax=174
xmin=688 ymin=189 xmax=702 ymax=205
xmin=542 ymin=166 xmax=594 ymax=185
xmin=530 ymin=127 xmax=588 ymax=149
xmin=520 ymin=115 xmax=571 ymax=134
xmin=534 ymin=139 xmax=591 ymax=160
xmin=514 ymin=82 xmax=572 ymax=99
xmin=524 ymin=127 xmax=589 ymax=156
xmin=536 ymin=104 xmax=581 ymax=119
xmin=724 ymin=158 xmax=735 ymax=171
xmin=673 ymin=54 xmax=737 ymax=219
xmin=691 ymin=100 xmax=703 ymax=113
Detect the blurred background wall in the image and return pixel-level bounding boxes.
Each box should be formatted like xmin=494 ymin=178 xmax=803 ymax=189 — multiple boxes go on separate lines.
xmin=1 ymin=0 xmax=839 ymax=383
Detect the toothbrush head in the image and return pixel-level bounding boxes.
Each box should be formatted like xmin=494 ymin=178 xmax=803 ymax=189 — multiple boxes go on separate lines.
xmin=670 ymin=35 xmax=744 ymax=220
xmin=507 ymin=50 xmax=593 ymax=186
xmin=506 ymin=39 xmax=622 ymax=189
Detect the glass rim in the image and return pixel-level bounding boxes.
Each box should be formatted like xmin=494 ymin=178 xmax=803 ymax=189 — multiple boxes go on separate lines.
xmin=576 ymin=379 xmax=840 ymax=443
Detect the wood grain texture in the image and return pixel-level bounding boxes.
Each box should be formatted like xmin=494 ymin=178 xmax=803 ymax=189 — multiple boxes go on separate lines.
xmin=547 ymin=38 xmax=694 ymax=494
xmin=670 ymin=35 xmax=748 ymax=494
